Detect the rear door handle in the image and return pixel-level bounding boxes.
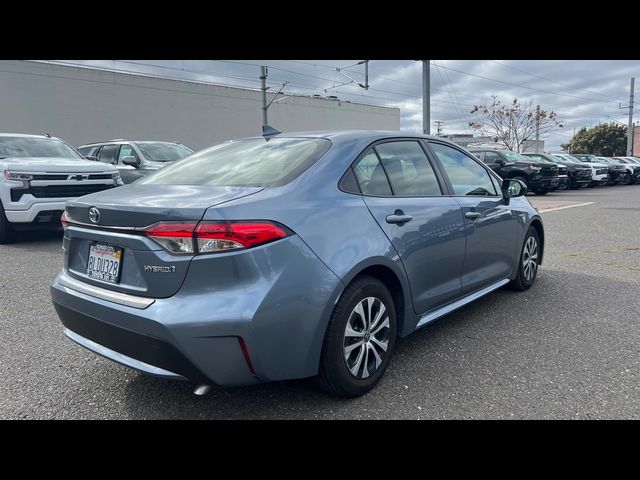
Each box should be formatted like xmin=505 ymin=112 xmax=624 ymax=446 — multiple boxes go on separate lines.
xmin=464 ymin=211 xmax=481 ymax=220
xmin=386 ymin=211 xmax=413 ymax=225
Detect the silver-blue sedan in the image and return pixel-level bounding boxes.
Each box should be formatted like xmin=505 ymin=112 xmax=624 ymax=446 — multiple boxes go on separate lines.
xmin=51 ymin=130 xmax=543 ymax=397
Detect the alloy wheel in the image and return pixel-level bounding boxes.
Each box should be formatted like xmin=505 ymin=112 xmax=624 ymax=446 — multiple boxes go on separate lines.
xmin=522 ymin=236 xmax=538 ymax=283
xmin=343 ymin=297 xmax=390 ymax=379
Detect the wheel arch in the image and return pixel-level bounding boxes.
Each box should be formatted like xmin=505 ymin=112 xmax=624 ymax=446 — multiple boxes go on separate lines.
xmin=339 ymin=258 xmax=416 ymax=338
xmin=529 ymin=217 xmax=544 ymax=265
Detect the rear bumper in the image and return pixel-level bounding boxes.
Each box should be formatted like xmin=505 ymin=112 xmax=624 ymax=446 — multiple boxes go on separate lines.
xmin=50 ymin=235 xmax=344 ymax=386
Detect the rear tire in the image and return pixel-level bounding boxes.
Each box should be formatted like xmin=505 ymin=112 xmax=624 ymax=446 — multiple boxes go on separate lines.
xmin=0 ymin=203 xmax=14 ymax=244
xmin=508 ymin=226 xmax=540 ymax=291
xmin=315 ymin=276 xmax=397 ymax=397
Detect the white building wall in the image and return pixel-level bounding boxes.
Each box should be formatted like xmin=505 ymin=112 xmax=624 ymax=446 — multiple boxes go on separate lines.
xmin=0 ymin=60 xmax=400 ymax=151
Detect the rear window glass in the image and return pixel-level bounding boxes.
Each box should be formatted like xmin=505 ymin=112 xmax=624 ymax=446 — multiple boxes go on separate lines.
xmin=139 ymin=137 xmax=331 ymax=187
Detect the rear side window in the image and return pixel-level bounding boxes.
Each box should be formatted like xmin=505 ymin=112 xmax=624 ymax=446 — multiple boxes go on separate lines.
xmin=430 ymin=142 xmax=498 ymax=196
xmin=353 ymin=148 xmax=392 ymax=196
xmin=77 ymin=146 xmax=94 ymax=156
xmin=140 ymin=137 xmax=331 ymax=187
xmin=374 ymin=141 xmax=441 ymax=196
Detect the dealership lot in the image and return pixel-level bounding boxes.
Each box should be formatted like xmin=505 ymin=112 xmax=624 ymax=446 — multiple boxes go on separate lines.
xmin=1 ymin=186 xmax=639 ymax=419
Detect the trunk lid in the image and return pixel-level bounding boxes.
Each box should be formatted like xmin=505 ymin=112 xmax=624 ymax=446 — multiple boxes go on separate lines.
xmin=64 ymin=184 xmax=263 ymax=298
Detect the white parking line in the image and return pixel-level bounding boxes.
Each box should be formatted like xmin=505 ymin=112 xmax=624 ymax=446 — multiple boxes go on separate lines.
xmin=537 ymin=202 xmax=595 ymax=213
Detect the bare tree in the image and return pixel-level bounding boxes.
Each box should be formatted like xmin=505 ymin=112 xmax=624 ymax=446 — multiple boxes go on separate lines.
xmin=469 ymin=96 xmax=563 ymax=152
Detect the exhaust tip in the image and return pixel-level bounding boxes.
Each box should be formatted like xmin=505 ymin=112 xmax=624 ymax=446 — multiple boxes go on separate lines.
xmin=193 ymin=384 xmax=211 ymax=396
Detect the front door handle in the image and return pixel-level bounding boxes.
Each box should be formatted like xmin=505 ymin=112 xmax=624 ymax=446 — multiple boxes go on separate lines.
xmin=386 ymin=210 xmax=413 ymax=225
xmin=465 ymin=211 xmax=481 ymax=220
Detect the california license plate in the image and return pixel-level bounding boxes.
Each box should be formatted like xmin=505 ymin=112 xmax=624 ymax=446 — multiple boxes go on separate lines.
xmin=86 ymin=244 xmax=122 ymax=284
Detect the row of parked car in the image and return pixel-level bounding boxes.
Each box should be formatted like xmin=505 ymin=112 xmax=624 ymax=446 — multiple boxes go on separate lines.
xmin=468 ymin=147 xmax=640 ymax=195
xmin=2 ymin=131 xmax=639 ymax=246
xmin=0 ymin=133 xmax=193 ymax=243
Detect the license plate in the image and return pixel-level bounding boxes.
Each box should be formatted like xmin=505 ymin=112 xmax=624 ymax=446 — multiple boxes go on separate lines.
xmin=86 ymin=244 xmax=123 ymax=284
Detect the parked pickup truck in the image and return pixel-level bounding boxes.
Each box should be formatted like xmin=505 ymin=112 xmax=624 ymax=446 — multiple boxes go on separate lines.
xmin=0 ymin=133 xmax=122 ymax=243
xmin=468 ymin=148 xmax=559 ymax=195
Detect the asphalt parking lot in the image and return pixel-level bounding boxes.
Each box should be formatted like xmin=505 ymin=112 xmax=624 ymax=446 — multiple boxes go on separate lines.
xmin=1 ymin=185 xmax=640 ymax=419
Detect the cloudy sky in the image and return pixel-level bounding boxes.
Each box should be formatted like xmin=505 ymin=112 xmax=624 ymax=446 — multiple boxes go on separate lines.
xmin=54 ymin=60 xmax=638 ymax=151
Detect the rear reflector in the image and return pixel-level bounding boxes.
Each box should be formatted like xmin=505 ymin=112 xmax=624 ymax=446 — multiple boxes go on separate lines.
xmin=237 ymin=337 xmax=256 ymax=375
xmin=144 ymin=221 xmax=291 ymax=255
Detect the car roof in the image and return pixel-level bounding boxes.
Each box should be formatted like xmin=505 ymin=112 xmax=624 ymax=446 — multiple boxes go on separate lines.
xmin=79 ymin=130 xmax=462 ymax=150
xmin=79 ymin=139 xmax=185 ymax=147
xmin=0 ymin=132 xmax=60 ymax=140
xmin=232 ymin=130 xmax=450 ymax=143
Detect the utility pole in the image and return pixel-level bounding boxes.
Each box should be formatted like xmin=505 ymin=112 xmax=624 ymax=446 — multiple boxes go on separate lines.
xmin=627 ymin=77 xmax=635 ymax=156
xmin=260 ymin=66 xmax=268 ymax=127
xmin=435 ymin=120 xmax=444 ymax=136
xmin=423 ymin=60 xmax=430 ymax=135
xmin=535 ymin=104 xmax=540 ymax=153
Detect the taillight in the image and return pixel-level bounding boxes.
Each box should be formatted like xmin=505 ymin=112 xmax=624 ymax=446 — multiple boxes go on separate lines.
xmin=145 ymin=222 xmax=198 ymax=254
xmin=195 ymin=222 xmax=289 ymax=253
xmin=144 ymin=221 xmax=291 ymax=255
xmin=61 ymin=210 xmax=70 ymax=231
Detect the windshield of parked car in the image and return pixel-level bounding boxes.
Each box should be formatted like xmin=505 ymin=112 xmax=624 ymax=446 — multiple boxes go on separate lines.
xmin=0 ymin=136 xmax=83 ymax=159
xmin=553 ymin=154 xmax=579 ymax=163
xmin=575 ymin=154 xmax=599 ymax=163
xmin=135 ymin=142 xmax=193 ymax=162
xmin=523 ymin=154 xmax=554 ymax=164
xmin=504 ymin=151 xmax=528 ymax=162
xmin=139 ymin=137 xmax=332 ymax=187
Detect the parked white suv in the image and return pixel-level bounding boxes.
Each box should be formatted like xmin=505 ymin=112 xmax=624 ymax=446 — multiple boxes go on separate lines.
xmin=0 ymin=133 xmax=122 ymax=243
xmin=551 ymin=153 xmax=609 ymax=186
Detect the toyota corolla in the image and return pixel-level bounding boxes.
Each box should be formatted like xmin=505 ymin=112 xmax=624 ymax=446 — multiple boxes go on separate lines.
xmin=50 ymin=131 xmax=544 ymax=397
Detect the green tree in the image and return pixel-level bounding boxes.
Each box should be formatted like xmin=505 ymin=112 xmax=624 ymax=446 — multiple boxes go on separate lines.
xmin=561 ymin=123 xmax=627 ymax=155
xmin=469 ymin=96 xmax=563 ymax=152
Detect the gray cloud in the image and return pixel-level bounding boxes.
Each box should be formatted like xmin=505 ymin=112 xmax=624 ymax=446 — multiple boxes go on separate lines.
xmin=56 ymin=60 xmax=639 ymax=151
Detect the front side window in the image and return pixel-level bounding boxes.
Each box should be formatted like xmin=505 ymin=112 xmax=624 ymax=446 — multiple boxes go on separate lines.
xmin=353 ymin=148 xmax=393 ymax=196
xmin=482 ymin=151 xmax=503 ymax=164
xmin=98 ymin=145 xmax=118 ymax=164
xmin=374 ymin=141 xmax=441 ymax=196
xmin=117 ymin=144 xmax=139 ymax=163
xmin=0 ymin=136 xmax=82 ymax=159
xmin=140 ymin=137 xmax=331 ymax=187
xmin=430 ymin=142 xmax=498 ymax=196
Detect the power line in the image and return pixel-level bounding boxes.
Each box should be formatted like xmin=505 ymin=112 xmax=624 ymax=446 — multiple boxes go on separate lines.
xmin=434 ymin=62 xmax=617 ymax=104
xmin=489 ymin=60 xmax=620 ymax=101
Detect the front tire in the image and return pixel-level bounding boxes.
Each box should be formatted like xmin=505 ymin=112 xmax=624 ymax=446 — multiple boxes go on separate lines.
xmin=315 ymin=276 xmax=397 ymax=397
xmin=509 ymin=226 xmax=540 ymax=291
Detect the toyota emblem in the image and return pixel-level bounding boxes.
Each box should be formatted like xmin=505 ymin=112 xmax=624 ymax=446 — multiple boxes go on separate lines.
xmin=88 ymin=207 xmax=101 ymax=224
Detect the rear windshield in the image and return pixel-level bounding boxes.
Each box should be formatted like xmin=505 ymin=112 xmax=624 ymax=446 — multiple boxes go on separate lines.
xmin=139 ymin=137 xmax=332 ymax=187
xmin=136 ymin=142 xmax=193 ymax=162
xmin=0 ymin=136 xmax=82 ymax=159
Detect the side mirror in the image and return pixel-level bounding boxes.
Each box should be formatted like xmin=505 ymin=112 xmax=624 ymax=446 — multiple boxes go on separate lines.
xmin=501 ymin=178 xmax=527 ymax=203
xmin=497 ymin=158 xmax=507 ymax=166
xmin=85 ymin=156 xmax=98 ymax=161
xmin=121 ymin=156 xmax=140 ymax=167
